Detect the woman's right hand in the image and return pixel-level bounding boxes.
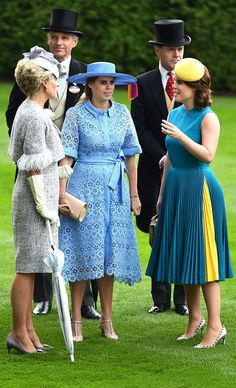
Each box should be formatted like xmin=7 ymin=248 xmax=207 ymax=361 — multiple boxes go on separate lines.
xmin=131 ymin=196 xmax=141 ymax=216
xmin=59 ymin=196 xmax=72 ymax=217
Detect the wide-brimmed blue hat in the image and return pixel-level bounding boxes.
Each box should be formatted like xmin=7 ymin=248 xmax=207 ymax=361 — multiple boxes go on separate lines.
xmin=67 ymin=62 xmax=137 ymax=85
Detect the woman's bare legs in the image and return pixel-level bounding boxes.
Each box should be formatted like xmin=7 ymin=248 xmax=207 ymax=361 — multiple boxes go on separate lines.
xmin=10 ymin=273 xmax=37 ymax=353
xmin=199 ymin=281 xmax=222 ymax=346
xmin=70 ymin=280 xmax=87 ymax=341
xmin=25 ymin=276 xmax=43 ymax=348
xmin=183 ymin=285 xmax=202 ymax=336
xmin=70 ymin=280 xmax=87 ymax=321
xmin=97 ymin=275 xmax=114 ymax=320
xmin=97 ymin=275 xmax=118 ymax=339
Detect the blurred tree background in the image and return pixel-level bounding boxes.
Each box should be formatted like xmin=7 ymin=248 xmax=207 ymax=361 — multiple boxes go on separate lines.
xmin=1 ymin=0 xmax=236 ymax=92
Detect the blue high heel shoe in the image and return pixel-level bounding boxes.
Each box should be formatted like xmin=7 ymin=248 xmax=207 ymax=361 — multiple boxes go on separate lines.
xmin=177 ymin=317 xmax=205 ymax=340
xmin=193 ymin=325 xmax=227 ymax=348
xmin=6 ymin=334 xmax=38 ymax=354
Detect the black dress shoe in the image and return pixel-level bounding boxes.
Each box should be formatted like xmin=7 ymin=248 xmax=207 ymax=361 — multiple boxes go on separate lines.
xmin=148 ymin=304 xmax=170 ymax=314
xmin=175 ymin=304 xmax=189 ymax=316
xmin=81 ymin=305 xmax=101 ymax=320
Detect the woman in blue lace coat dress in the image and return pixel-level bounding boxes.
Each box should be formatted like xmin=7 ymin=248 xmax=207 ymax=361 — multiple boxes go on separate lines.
xmin=59 ymin=62 xmax=142 ymax=341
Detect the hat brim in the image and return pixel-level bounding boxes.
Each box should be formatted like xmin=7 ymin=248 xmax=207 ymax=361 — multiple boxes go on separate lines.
xmin=42 ymin=27 xmax=84 ymax=37
xmin=149 ymin=35 xmax=191 ymax=46
xmin=67 ymin=72 xmax=137 ymax=85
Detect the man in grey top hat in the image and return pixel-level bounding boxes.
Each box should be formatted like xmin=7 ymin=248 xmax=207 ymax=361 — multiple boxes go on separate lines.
xmin=131 ymin=19 xmax=190 ymax=316
xmin=6 ymin=8 xmax=100 ymax=320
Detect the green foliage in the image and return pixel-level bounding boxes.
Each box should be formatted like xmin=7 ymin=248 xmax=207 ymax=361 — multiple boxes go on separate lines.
xmin=1 ymin=0 xmax=236 ymax=91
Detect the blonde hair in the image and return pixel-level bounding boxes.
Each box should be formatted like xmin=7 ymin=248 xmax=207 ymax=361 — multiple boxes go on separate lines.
xmin=15 ymin=58 xmax=53 ymax=96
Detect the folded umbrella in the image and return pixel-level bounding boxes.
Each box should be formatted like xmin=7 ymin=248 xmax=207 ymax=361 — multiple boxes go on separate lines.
xmin=44 ymin=220 xmax=74 ymax=362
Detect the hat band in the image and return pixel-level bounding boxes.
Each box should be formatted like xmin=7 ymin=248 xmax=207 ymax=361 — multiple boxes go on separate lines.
xmin=150 ymin=35 xmax=191 ymax=46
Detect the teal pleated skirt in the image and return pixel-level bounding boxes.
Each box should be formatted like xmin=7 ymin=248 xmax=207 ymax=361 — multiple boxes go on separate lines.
xmin=146 ymin=166 xmax=233 ymax=285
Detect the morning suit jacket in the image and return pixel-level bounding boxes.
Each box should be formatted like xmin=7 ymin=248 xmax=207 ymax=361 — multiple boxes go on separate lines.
xmin=6 ymin=58 xmax=87 ymax=134
xmin=131 ymin=68 xmax=180 ymax=232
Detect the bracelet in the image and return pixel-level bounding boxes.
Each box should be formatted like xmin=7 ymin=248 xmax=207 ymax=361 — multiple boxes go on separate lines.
xmin=130 ymin=193 xmax=139 ymax=198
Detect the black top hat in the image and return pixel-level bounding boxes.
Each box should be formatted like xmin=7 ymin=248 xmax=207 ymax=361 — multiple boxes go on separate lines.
xmin=42 ymin=9 xmax=83 ymax=37
xmin=149 ymin=19 xmax=191 ymax=46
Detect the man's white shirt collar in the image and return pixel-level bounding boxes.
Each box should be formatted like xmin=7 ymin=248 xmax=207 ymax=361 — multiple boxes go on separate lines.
xmin=159 ymin=62 xmax=174 ymax=89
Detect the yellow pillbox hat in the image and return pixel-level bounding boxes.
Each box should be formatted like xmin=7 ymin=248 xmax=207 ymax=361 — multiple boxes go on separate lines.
xmin=174 ymin=58 xmax=205 ymax=82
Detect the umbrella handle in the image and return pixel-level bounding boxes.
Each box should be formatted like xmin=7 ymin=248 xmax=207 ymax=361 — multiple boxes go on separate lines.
xmin=46 ymin=220 xmax=54 ymax=250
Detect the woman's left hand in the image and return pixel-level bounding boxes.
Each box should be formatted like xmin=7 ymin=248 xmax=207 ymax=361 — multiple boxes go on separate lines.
xmin=131 ymin=196 xmax=141 ymax=216
xmin=161 ymin=119 xmax=183 ymax=140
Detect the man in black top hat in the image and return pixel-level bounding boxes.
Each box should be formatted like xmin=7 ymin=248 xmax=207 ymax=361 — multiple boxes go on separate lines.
xmin=131 ymin=19 xmax=190 ymax=315
xmin=6 ymin=8 xmax=100 ymax=320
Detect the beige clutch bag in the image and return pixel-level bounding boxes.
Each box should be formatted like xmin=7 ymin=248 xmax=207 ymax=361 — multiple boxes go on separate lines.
xmin=59 ymin=192 xmax=87 ymax=222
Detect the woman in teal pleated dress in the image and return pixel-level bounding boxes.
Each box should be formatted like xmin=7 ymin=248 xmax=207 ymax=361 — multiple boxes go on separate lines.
xmin=146 ymin=58 xmax=233 ymax=348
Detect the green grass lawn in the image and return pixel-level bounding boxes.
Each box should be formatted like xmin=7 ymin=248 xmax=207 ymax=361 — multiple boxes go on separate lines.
xmin=0 ymin=83 xmax=235 ymax=387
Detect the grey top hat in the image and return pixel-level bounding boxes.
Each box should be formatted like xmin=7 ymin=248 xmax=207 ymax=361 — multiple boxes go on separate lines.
xmin=149 ymin=19 xmax=191 ymax=46
xmin=42 ymin=8 xmax=83 ymax=37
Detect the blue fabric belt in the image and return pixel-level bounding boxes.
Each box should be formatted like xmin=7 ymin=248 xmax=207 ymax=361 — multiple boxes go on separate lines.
xmin=78 ymin=151 xmax=127 ymax=203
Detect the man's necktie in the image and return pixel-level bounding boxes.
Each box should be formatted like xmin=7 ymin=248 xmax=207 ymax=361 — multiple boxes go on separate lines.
xmin=58 ymin=63 xmax=67 ymax=78
xmin=165 ymin=72 xmax=175 ymax=100
xmin=57 ymin=64 xmax=67 ymax=99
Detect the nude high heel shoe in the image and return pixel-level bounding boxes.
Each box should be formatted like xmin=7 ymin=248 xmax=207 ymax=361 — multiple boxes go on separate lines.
xmin=100 ymin=319 xmax=118 ymax=340
xmin=71 ymin=321 xmax=83 ymax=342
xmin=177 ymin=317 xmax=206 ymax=340
xmin=193 ymin=325 xmax=227 ymax=348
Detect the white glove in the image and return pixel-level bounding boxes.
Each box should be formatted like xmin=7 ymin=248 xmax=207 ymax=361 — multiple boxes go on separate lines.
xmin=58 ymin=165 xmax=73 ymax=179
xmin=27 ymin=175 xmax=58 ymax=224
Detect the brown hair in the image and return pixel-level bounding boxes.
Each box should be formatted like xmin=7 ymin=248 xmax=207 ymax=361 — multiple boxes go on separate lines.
xmin=77 ymin=77 xmax=97 ymax=104
xmin=184 ymin=67 xmax=212 ymax=109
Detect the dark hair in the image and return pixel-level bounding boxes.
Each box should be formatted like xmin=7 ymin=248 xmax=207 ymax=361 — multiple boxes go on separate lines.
xmin=77 ymin=77 xmax=97 ymax=104
xmin=85 ymin=77 xmax=97 ymax=99
xmin=184 ymin=67 xmax=212 ymax=108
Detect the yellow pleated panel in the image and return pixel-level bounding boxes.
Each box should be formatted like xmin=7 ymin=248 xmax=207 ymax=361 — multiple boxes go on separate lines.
xmin=202 ymin=179 xmax=219 ymax=281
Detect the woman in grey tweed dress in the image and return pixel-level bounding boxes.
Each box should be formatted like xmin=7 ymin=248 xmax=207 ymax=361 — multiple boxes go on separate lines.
xmin=7 ymin=47 xmax=65 ymax=354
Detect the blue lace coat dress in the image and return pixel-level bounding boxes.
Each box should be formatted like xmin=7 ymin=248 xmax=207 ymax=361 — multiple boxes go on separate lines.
xmin=59 ymin=100 xmax=142 ymax=286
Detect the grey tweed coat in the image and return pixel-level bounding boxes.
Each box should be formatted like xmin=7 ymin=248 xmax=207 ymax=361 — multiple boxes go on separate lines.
xmin=8 ymin=98 xmax=64 ymax=273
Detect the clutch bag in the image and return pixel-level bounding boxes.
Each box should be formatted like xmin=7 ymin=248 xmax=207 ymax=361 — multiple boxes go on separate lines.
xmin=149 ymin=213 xmax=158 ymax=247
xmin=59 ymin=192 xmax=87 ymax=222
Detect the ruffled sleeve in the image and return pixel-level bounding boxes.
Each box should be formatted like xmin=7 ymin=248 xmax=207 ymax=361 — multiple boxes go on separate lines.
xmin=17 ymin=148 xmax=53 ymax=171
